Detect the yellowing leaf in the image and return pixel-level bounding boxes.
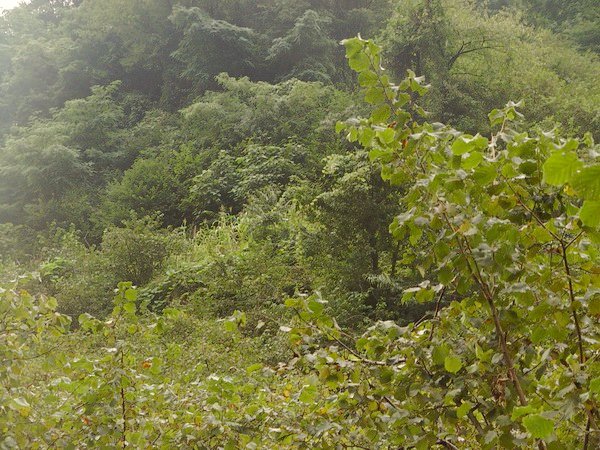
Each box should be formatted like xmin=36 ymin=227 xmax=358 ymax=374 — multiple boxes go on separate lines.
xmin=9 ymin=397 xmax=31 ymax=417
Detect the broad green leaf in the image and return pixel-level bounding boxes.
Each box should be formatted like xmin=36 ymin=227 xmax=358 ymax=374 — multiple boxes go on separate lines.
xmin=580 ymin=200 xmax=600 ymax=228
xmin=457 ymin=401 xmax=472 ymax=418
xmin=437 ymin=266 xmax=453 ymax=284
xmin=452 ymin=134 xmax=488 ymax=155
xmin=359 ymin=128 xmax=375 ymax=147
xmin=488 ymin=108 xmax=504 ymax=127
xmin=299 ymin=385 xmax=317 ymax=403
xmin=224 ymin=320 xmax=237 ymax=332
xmin=473 ymin=164 xmax=497 ymax=185
xmin=365 ymin=87 xmax=385 ymax=104
xmin=358 ymin=70 xmax=379 ymax=87
xmin=348 ymin=52 xmax=370 ymax=72
xmin=589 ymin=297 xmax=600 ymax=315
xmin=432 ymin=344 xmax=449 ymax=365
xmin=342 ymin=38 xmax=363 ymax=57
xmin=571 ymin=166 xmax=600 ymax=200
xmin=308 ymin=298 xmax=325 ymax=315
xmin=444 ymin=355 xmax=463 ymax=374
xmin=45 ymin=296 xmax=58 ymax=310
xmin=557 ymin=138 xmax=579 ymax=152
xmin=511 ymin=405 xmax=536 ymax=421
xmin=123 ymin=301 xmax=136 ymax=314
xmin=285 ymin=298 xmax=300 ymax=308
xmin=78 ymin=313 xmax=94 ymax=327
xmin=462 ymin=152 xmax=484 ymax=169
xmin=522 ymin=414 xmax=553 ymax=439
xmin=396 ymin=92 xmax=411 ymax=107
xmin=372 ymin=104 xmax=392 ymax=123
xmin=415 ymin=288 xmax=434 ymax=303
xmin=590 ymin=377 xmax=600 ymax=394
xmin=246 ymin=363 xmax=263 ymax=374
xmin=163 ymin=307 xmax=182 ymax=319
xmin=531 ymin=326 xmax=549 ymax=344
xmin=379 ymin=367 xmax=394 ymax=384
xmin=452 ymin=137 xmax=471 ymax=155
xmin=542 ymin=151 xmax=583 ymax=186
xmin=377 ymin=128 xmax=395 ymax=144
xmin=475 ymin=344 xmax=493 ymax=362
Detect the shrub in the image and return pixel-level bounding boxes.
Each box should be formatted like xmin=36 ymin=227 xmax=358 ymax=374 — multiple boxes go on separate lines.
xmin=100 ymin=216 xmax=179 ymax=287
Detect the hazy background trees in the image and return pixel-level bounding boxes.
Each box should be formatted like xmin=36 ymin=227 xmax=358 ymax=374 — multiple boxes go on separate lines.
xmin=1 ymin=0 xmax=598 ymax=322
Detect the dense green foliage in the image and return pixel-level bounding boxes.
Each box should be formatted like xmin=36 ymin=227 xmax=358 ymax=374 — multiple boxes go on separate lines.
xmin=1 ymin=0 xmax=599 ymax=448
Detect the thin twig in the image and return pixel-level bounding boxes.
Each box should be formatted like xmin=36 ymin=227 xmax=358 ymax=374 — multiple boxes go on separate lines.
xmin=428 ymin=286 xmax=446 ymax=341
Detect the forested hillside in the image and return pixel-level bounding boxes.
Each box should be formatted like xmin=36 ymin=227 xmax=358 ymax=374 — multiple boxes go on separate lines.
xmin=1 ymin=0 xmax=599 ymax=448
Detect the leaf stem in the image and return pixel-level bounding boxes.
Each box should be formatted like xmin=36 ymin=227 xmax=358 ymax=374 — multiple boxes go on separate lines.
xmin=428 ymin=286 xmax=446 ymax=341
xmin=120 ymin=349 xmax=127 ymax=449
xmin=560 ymin=240 xmax=585 ymax=364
